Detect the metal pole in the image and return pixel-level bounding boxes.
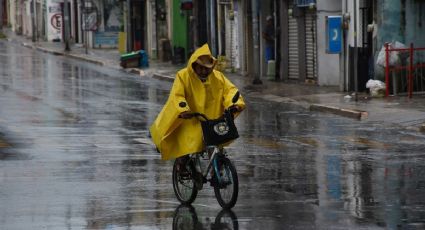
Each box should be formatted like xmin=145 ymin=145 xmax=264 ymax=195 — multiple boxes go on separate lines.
xmin=251 ymin=0 xmax=262 ymax=84
xmin=210 ymin=0 xmax=217 ymax=56
xmin=385 ymin=43 xmax=389 ymax=97
xmin=85 ymin=27 xmax=88 ymax=54
xmin=32 ymin=0 xmax=36 ymax=42
xmin=127 ymin=0 xmax=132 ymax=52
xmin=409 ymin=43 xmax=413 ymax=98
xmin=353 ymin=0 xmax=358 ymax=101
xmin=81 ymin=0 xmax=88 ymax=54
xmin=63 ymin=0 xmax=70 ymax=51
xmin=0 ymin=0 xmax=3 ymax=31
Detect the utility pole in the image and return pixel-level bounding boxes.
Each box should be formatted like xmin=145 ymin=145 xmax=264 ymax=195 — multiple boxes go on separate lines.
xmin=0 ymin=0 xmax=3 ymax=31
xmin=63 ymin=0 xmax=70 ymax=51
xmin=32 ymin=0 xmax=37 ymax=42
xmin=210 ymin=0 xmax=217 ymax=56
xmin=251 ymin=0 xmax=262 ymax=84
xmin=127 ymin=0 xmax=132 ymax=52
xmin=353 ymin=0 xmax=358 ymax=101
xmin=81 ymin=0 xmax=87 ymax=54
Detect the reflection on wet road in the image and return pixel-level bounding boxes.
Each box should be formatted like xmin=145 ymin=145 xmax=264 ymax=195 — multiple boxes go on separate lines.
xmin=1 ymin=41 xmax=425 ymax=229
xmin=172 ymin=205 xmax=239 ymax=230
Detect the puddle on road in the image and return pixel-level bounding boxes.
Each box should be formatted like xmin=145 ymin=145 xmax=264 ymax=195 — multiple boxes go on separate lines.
xmin=244 ymin=136 xmax=286 ymax=149
xmin=0 ymin=139 xmax=10 ymax=148
xmin=291 ymin=136 xmax=321 ymax=147
xmin=342 ymin=136 xmax=391 ymax=149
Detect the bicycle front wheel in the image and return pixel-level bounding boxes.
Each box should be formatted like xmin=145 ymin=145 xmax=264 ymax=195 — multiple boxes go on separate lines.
xmin=172 ymin=159 xmax=198 ymax=205
xmin=213 ymin=157 xmax=239 ymax=209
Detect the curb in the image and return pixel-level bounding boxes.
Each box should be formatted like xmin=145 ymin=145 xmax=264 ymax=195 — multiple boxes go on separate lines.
xmin=152 ymin=73 xmax=174 ymax=82
xmin=21 ymin=42 xmax=106 ymax=66
xmin=13 ymin=38 xmax=372 ymax=122
xmin=310 ymin=104 xmax=368 ymax=120
xmin=35 ymin=46 xmax=64 ymax=56
xmin=65 ymin=53 xmax=104 ymax=66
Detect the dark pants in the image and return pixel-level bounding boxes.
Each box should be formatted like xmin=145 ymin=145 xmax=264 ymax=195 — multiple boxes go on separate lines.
xmin=265 ymin=45 xmax=275 ymax=62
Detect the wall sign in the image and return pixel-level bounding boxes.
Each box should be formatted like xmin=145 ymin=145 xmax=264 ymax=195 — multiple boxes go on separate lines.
xmin=47 ymin=0 xmax=62 ymax=41
xmin=326 ymin=16 xmax=342 ymax=54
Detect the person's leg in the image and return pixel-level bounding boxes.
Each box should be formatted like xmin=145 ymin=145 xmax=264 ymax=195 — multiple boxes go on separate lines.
xmin=265 ymin=46 xmax=272 ymax=62
xmin=266 ymin=45 xmax=276 ymax=61
xmin=176 ymin=155 xmax=190 ymax=174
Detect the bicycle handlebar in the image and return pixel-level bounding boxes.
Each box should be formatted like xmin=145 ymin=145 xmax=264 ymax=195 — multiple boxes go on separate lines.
xmin=178 ymin=112 xmax=208 ymax=120
xmin=178 ymin=107 xmax=238 ymax=121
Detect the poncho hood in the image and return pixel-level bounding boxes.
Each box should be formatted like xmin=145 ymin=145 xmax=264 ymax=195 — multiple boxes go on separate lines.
xmin=186 ymin=44 xmax=217 ymax=75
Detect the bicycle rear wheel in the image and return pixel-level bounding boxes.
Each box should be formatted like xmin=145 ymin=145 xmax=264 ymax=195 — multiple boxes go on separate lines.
xmin=172 ymin=159 xmax=198 ymax=204
xmin=213 ymin=157 xmax=239 ymax=209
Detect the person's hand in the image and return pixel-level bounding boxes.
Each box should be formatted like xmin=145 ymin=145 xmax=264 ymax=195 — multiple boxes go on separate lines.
xmin=179 ymin=111 xmax=192 ymax=119
xmin=228 ymin=105 xmax=242 ymax=114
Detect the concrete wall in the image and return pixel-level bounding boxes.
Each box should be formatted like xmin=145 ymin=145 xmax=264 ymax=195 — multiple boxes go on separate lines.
xmin=8 ymin=0 xmax=16 ymax=31
xmin=377 ymin=0 xmax=425 ymax=53
xmin=316 ymin=0 xmax=342 ymax=86
xmin=405 ymin=1 xmax=425 ymax=48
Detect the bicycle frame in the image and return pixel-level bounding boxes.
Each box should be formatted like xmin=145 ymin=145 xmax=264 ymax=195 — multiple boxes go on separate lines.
xmin=189 ymin=145 xmax=224 ymax=184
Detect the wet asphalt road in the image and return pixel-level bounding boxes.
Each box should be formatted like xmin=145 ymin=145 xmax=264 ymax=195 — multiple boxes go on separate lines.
xmin=1 ymin=41 xmax=425 ymax=230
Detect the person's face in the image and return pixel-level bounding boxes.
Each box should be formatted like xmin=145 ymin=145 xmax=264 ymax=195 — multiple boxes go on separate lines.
xmin=193 ymin=63 xmax=213 ymax=81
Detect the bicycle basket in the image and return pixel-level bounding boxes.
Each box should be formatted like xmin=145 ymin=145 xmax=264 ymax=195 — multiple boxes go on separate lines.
xmin=200 ymin=111 xmax=239 ymax=146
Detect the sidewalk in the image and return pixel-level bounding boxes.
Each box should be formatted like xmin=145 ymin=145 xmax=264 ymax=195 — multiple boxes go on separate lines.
xmin=3 ymin=29 xmax=425 ymax=132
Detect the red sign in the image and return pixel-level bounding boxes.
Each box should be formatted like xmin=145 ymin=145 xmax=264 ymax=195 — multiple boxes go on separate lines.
xmin=50 ymin=13 xmax=62 ymax=30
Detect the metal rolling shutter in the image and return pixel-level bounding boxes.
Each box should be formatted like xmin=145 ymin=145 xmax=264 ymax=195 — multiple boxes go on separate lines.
xmin=305 ymin=10 xmax=317 ymax=80
xmin=288 ymin=5 xmax=299 ymax=80
xmin=225 ymin=7 xmax=238 ymax=69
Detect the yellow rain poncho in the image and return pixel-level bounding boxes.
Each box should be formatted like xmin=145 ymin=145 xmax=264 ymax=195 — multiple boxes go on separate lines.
xmin=150 ymin=44 xmax=246 ymax=160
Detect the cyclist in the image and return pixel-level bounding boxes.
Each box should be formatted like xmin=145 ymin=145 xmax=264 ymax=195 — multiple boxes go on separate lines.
xmin=150 ymin=44 xmax=246 ymax=167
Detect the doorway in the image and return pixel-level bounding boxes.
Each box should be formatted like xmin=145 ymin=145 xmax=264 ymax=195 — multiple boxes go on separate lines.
xmin=131 ymin=0 xmax=146 ymax=51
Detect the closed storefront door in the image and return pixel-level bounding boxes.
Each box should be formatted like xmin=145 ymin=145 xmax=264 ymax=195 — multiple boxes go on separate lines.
xmin=305 ymin=9 xmax=317 ymax=80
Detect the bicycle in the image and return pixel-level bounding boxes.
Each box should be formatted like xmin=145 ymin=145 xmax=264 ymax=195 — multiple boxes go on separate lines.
xmin=172 ymin=92 xmax=241 ymax=209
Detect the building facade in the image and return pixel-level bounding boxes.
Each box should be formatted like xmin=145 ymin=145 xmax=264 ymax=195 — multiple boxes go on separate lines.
xmin=4 ymin=0 xmax=425 ymax=93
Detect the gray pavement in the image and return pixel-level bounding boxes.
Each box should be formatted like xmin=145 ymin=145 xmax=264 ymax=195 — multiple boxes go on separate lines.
xmin=3 ymin=29 xmax=425 ymax=131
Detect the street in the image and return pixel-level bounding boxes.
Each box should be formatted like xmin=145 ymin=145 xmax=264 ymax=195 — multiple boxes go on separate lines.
xmin=1 ymin=41 xmax=425 ymax=230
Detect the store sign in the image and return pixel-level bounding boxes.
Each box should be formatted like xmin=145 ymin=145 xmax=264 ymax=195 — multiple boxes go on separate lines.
xmin=94 ymin=32 xmax=118 ymax=48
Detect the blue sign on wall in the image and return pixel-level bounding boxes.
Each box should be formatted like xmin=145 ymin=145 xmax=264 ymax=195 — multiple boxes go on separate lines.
xmin=327 ymin=16 xmax=342 ymax=54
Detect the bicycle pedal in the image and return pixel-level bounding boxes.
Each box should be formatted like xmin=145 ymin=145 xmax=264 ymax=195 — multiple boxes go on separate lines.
xmin=209 ymin=178 xmax=217 ymax=187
